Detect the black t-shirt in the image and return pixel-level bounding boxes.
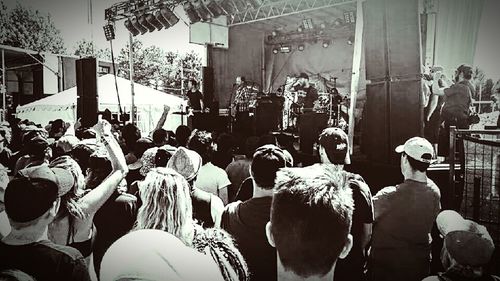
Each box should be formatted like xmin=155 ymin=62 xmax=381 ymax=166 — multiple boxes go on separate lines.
xmin=0 ymin=240 xmax=91 ymax=281
xmin=92 ymin=191 xmax=138 ymax=275
xmin=222 ymin=197 xmax=276 ymax=281
xmin=335 ymin=173 xmax=374 ymax=281
xmin=187 ymin=90 xmax=203 ymax=110
xmin=293 ymin=85 xmax=319 ymax=108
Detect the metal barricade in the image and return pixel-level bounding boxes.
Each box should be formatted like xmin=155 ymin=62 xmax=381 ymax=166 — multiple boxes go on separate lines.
xmin=449 ymin=127 xmax=500 ymax=243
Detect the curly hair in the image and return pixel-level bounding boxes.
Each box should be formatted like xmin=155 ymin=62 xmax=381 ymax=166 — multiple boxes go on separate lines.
xmin=134 ymin=167 xmax=194 ymax=245
xmin=187 ymin=130 xmax=213 ymax=164
xmin=49 ymin=155 xmax=87 ymax=220
xmin=193 ymin=228 xmax=249 ymax=281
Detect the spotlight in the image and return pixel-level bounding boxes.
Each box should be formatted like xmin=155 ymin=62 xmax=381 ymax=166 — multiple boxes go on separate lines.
xmin=272 ymin=47 xmax=279 ymax=54
xmin=302 ymin=18 xmax=314 ymax=30
xmin=297 ymin=26 xmax=303 ymax=32
xmin=131 ymin=17 xmax=148 ymax=34
xmin=271 ymin=30 xmax=278 ymax=37
xmin=298 ymin=44 xmax=305 ymax=51
xmin=103 ymin=23 xmax=115 ymax=41
xmin=155 ymin=10 xmax=171 ymax=29
xmin=320 ymin=22 xmax=326 ymax=29
xmin=104 ymin=8 xmax=115 ymax=21
xmin=220 ymin=0 xmax=236 ymax=14
xmin=204 ymin=0 xmax=224 ymax=18
xmin=347 ymin=36 xmax=355 ymax=45
xmin=192 ymin=0 xmax=212 ymax=22
xmin=344 ymin=11 xmax=355 ymax=24
xmin=183 ymin=1 xmax=201 ymax=23
xmin=138 ymin=14 xmax=156 ymax=32
xmin=334 ymin=18 xmax=343 ymax=26
xmin=280 ymin=45 xmax=291 ymax=53
xmin=124 ymin=18 xmax=140 ymax=36
xmin=160 ymin=7 xmax=179 ymax=26
xmin=146 ymin=13 xmax=163 ymax=30
xmin=322 ymin=40 xmax=330 ymax=48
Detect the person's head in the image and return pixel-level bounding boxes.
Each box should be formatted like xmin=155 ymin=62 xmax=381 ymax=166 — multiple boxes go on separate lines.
xmin=5 ymin=175 xmax=61 ymax=230
xmin=318 ymin=127 xmax=350 ymax=165
xmin=121 ymin=123 xmax=141 ymax=152
xmin=86 ymin=151 xmax=113 ymax=189
xmin=24 ymin=136 xmax=51 ymax=162
xmin=0 ymin=126 xmax=12 ymax=146
xmin=134 ymin=137 xmax=154 ymax=159
xmin=0 ymin=165 xmax=8 ymax=213
xmin=437 ymin=210 xmax=494 ymax=278
xmin=395 ymin=137 xmax=434 ymax=177
xmin=236 ymin=76 xmax=245 ymax=86
xmin=455 ymin=64 xmax=473 ymax=82
xmin=215 ymin=133 xmax=235 ymax=154
xmin=258 ymin=134 xmax=277 ymax=147
xmin=55 ymin=135 xmax=79 ymax=155
xmin=188 ymin=79 xmax=198 ymax=90
xmin=175 ymin=125 xmax=191 ymax=147
xmin=154 ymin=148 xmax=172 ymax=168
xmin=193 ymin=228 xmax=250 ymax=281
xmin=152 ymin=129 xmax=168 ymax=146
xmin=49 ymin=156 xmax=87 ymax=219
xmin=167 ymin=147 xmax=202 ymax=187
xmin=49 ymin=119 xmax=65 ymax=139
xmin=70 ymin=142 xmax=96 ymax=174
xmin=0 ymin=269 xmax=36 ymax=281
xmin=266 ymin=164 xmax=354 ymax=278
xmin=243 ymin=136 xmax=260 ymax=159
xmin=135 ymin=168 xmax=194 ymax=245
xmin=251 ymin=144 xmax=288 ymax=190
xmin=187 ymin=130 xmax=213 ymax=164
xmin=100 ymin=229 xmax=225 ymax=281
xmin=298 ymin=72 xmax=309 ymax=86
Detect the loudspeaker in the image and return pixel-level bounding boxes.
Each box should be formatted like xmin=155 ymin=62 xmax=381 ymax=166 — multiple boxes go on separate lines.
xmin=362 ymin=0 xmax=423 ymax=165
xmin=202 ymin=66 xmax=214 ymax=108
xmin=256 ymin=100 xmax=281 ymax=136
xmin=298 ymin=113 xmax=328 ymax=154
xmin=76 ymin=58 xmax=98 ymax=128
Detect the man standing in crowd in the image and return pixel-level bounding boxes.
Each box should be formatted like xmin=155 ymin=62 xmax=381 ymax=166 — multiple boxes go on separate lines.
xmin=423 ymin=210 xmax=498 ymax=281
xmin=0 ymin=166 xmax=90 ymax=281
xmin=222 ymin=144 xmax=288 ymax=281
xmin=370 ymin=137 xmax=441 ymax=281
xmin=317 ymin=127 xmax=374 ymax=281
xmin=266 ymin=164 xmax=354 ymax=281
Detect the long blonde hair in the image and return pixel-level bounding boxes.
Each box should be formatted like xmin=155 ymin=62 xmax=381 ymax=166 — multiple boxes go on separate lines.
xmin=134 ymin=167 xmax=194 ymax=245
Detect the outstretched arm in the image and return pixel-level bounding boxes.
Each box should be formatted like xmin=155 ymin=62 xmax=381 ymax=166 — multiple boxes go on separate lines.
xmin=149 ymin=105 xmax=170 ymax=137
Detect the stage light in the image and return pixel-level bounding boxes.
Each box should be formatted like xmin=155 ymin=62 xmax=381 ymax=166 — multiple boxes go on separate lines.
xmin=302 ymin=18 xmax=314 ymax=30
xmin=191 ymin=0 xmax=212 ymax=21
xmin=320 ymin=22 xmax=326 ymax=29
xmin=124 ymin=18 xmax=140 ymax=36
xmin=183 ymin=1 xmax=201 ymax=23
xmin=344 ymin=11 xmax=355 ymax=24
xmin=131 ymin=17 xmax=148 ymax=34
xmin=297 ymin=26 xmax=303 ymax=32
xmin=155 ymin=10 xmax=171 ymax=29
xmin=280 ymin=45 xmax=291 ymax=53
xmin=103 ymin=23 xmax=115 ymax=41
xmin=138 ymin=14 xmax=156 ymax=32
xmin=347 ymin=36 xmax=355 ymax=45
xmin=160 ymin=7 xmax=179 ymax=26
xmin=220 ymin=0 xmax=236 ymax=14
xmin=322 ymin=40 xmax=330 ymax=48
xmin=272 ymin=47 xmax=279 ymax=54
xmin=271 ymin=30 xmax=278 ymax=37
xmin=204 ymin=0 xmax=224 ymax=18
xmin=334 ymin=18 xmax=343 ymax=26
xmin=104 ymin=8 xmax=115 ymax=21
xmin=146 ymin=13 xmax=163 ymax=31
xmin=298 ymin=44 xmax=305 ymax=51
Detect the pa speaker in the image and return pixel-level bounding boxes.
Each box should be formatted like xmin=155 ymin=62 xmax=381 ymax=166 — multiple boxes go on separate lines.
xmin=202 ymin=66 xmax=214 ymax=108
xmin=76 ymin=58 xmax=98 ymax=128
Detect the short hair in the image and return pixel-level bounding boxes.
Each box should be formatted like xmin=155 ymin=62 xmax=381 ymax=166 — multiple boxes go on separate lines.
xmin=152 ymin=129 xmax=168 ymax=145
xmin=187 ymin=130 xmax=213 ymax=164
xmin=244 ymin=136 xmax=260 ymax=159
xmin=121 ymin=123 xmax=141 ymax=151
xmin=135 ymin=167 xmax=194 ymax=245
xmin=404 ymin=152 xmax=430 ymax=172
xmin=251 ymin=144 xmax=287 ymax=189
xmin=155 ymin=149 xmax=172 ymax=168
xmin=193 ymin=228 xmax=249 ymax=281
xmin=175 ymin=125 xmax=191 ymax=147
xmin=239 ymin=76 xmax=246 ymax=83
xmin=189 ymin=79 xmax=198 ymax=88
xmin=270 ymin=165 xmax=354 ymax=278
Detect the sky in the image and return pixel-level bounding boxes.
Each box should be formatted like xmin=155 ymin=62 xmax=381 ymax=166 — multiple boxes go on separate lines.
xmin=3 ymin=0 xmax=205 ymax=59
xmin=473 ymin=0 xmax=500 ymax=81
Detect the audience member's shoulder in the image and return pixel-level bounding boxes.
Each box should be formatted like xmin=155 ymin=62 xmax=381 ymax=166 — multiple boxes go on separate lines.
xmin=36 ymin=240 xmax=85 ymax=261
xmin=116 ymin=192 xmax=138 ymax=204
xmin=421 ymin=276 xmax=440 ymax=281
xmin=224 ymin=200 xmax=242 ymax=215
xmin=374 ymin=185 xmax=397 ymax=197
xmin=426 ymin=178 xmax=441 ymax=196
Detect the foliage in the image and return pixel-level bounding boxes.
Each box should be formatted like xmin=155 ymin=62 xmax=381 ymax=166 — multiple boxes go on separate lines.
xmin=73 ymin=39 xmax=111 ymax=60
xmin=1 ymin=3 xmax=65 ymax=53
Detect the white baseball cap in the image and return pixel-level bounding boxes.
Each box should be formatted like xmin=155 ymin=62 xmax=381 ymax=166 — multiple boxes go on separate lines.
xmin=395 ymin=137 xmax=435 ymax=163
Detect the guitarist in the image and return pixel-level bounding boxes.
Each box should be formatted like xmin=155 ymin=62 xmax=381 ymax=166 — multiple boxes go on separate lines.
xmin=186 ymin=79 xmax=204 ymax=129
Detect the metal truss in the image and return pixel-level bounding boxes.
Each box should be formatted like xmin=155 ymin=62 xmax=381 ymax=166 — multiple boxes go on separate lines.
xmin=228 ymin=0 xmax=356 ymax=26
xmin=105 ymin=0 xmax=181 ymax=22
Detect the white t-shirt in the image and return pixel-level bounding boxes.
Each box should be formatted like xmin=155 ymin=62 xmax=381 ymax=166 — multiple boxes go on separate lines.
xmin=195 ymin=162 xmax=231 ymax=197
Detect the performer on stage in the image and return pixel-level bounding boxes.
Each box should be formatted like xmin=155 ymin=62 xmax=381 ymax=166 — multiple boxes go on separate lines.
xmin=186 ymin=79 xmax=204 ymax=112
xmin=289 ymin=72 xmax=319 ymax=111
xmin=231 ymin=76 xmax=256 ymax=137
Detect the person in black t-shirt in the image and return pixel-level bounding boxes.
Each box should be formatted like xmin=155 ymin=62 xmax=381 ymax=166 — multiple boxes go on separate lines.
xmin=186 ymin=79 xmax=204 ymax=111
xmin=0 ymin=175 xmax=90 ymax=281
xmin=290 ymin=72 xmax=319 ymax=110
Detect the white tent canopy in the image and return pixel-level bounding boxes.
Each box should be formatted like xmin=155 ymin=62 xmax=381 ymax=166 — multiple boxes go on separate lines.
xmin=16 ymin=74 xmax=187 ymax=134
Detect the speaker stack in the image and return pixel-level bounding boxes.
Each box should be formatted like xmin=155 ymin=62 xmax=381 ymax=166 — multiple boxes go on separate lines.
xmin=76 ymin=58 xmax=98 ymax=128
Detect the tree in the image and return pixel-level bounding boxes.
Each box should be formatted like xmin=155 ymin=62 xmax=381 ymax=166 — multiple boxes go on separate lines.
xmin=73 ymin=39 xmax=111 ymax=60
xmin=2 ymin=3 xmax=65 ymax=53
xmin=0 ymin=2 xmax=8 ymax=42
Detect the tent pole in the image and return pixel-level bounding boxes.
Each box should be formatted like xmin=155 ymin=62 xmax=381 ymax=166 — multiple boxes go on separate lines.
xmin=348 ymin=0 xmax=365 ymax=155
xmin=129 ymin=33 xmax=135 ymax=125
xmin=2 ymin=49 xmax=5 ymax=119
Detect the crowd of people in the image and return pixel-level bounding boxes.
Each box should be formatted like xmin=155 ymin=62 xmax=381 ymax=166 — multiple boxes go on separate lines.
xmin=0 ymin=95 xmax=496 ymax=281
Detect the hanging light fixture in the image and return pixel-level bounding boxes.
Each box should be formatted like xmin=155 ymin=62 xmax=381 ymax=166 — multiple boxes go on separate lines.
xmin=191 ymin=0 xmax=212 ymax=22
xmin=145 ymin=13 xmax=163 ymax=31
xmin=160 ymin=7 xmax=180 ymax=26
xmin=131 ymin=17 xmax=148 ymax=34
xmin=204 ymin=0 xmax=224 ymax=18
xmin=138 ymin=14 xmax=156 ymax=32
xmin=272 ymin=47 xmax=279 ymax=54
xmin=280 ymin=45 xmax=291 ymax=53
xmin=155 ymin=9 xmax=171 ymax=29
xmin=124 ymin=18 xmax=140 ymax=36
xmin=298 ymin=44 xmax=305 ymax=51
xmin=183 ymin=1 xmax=201 ymax=23
xmin=322 ymin=40 xmax=330 ymax=48
xmin=347 ymin=35 xmax=355 ymax=45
